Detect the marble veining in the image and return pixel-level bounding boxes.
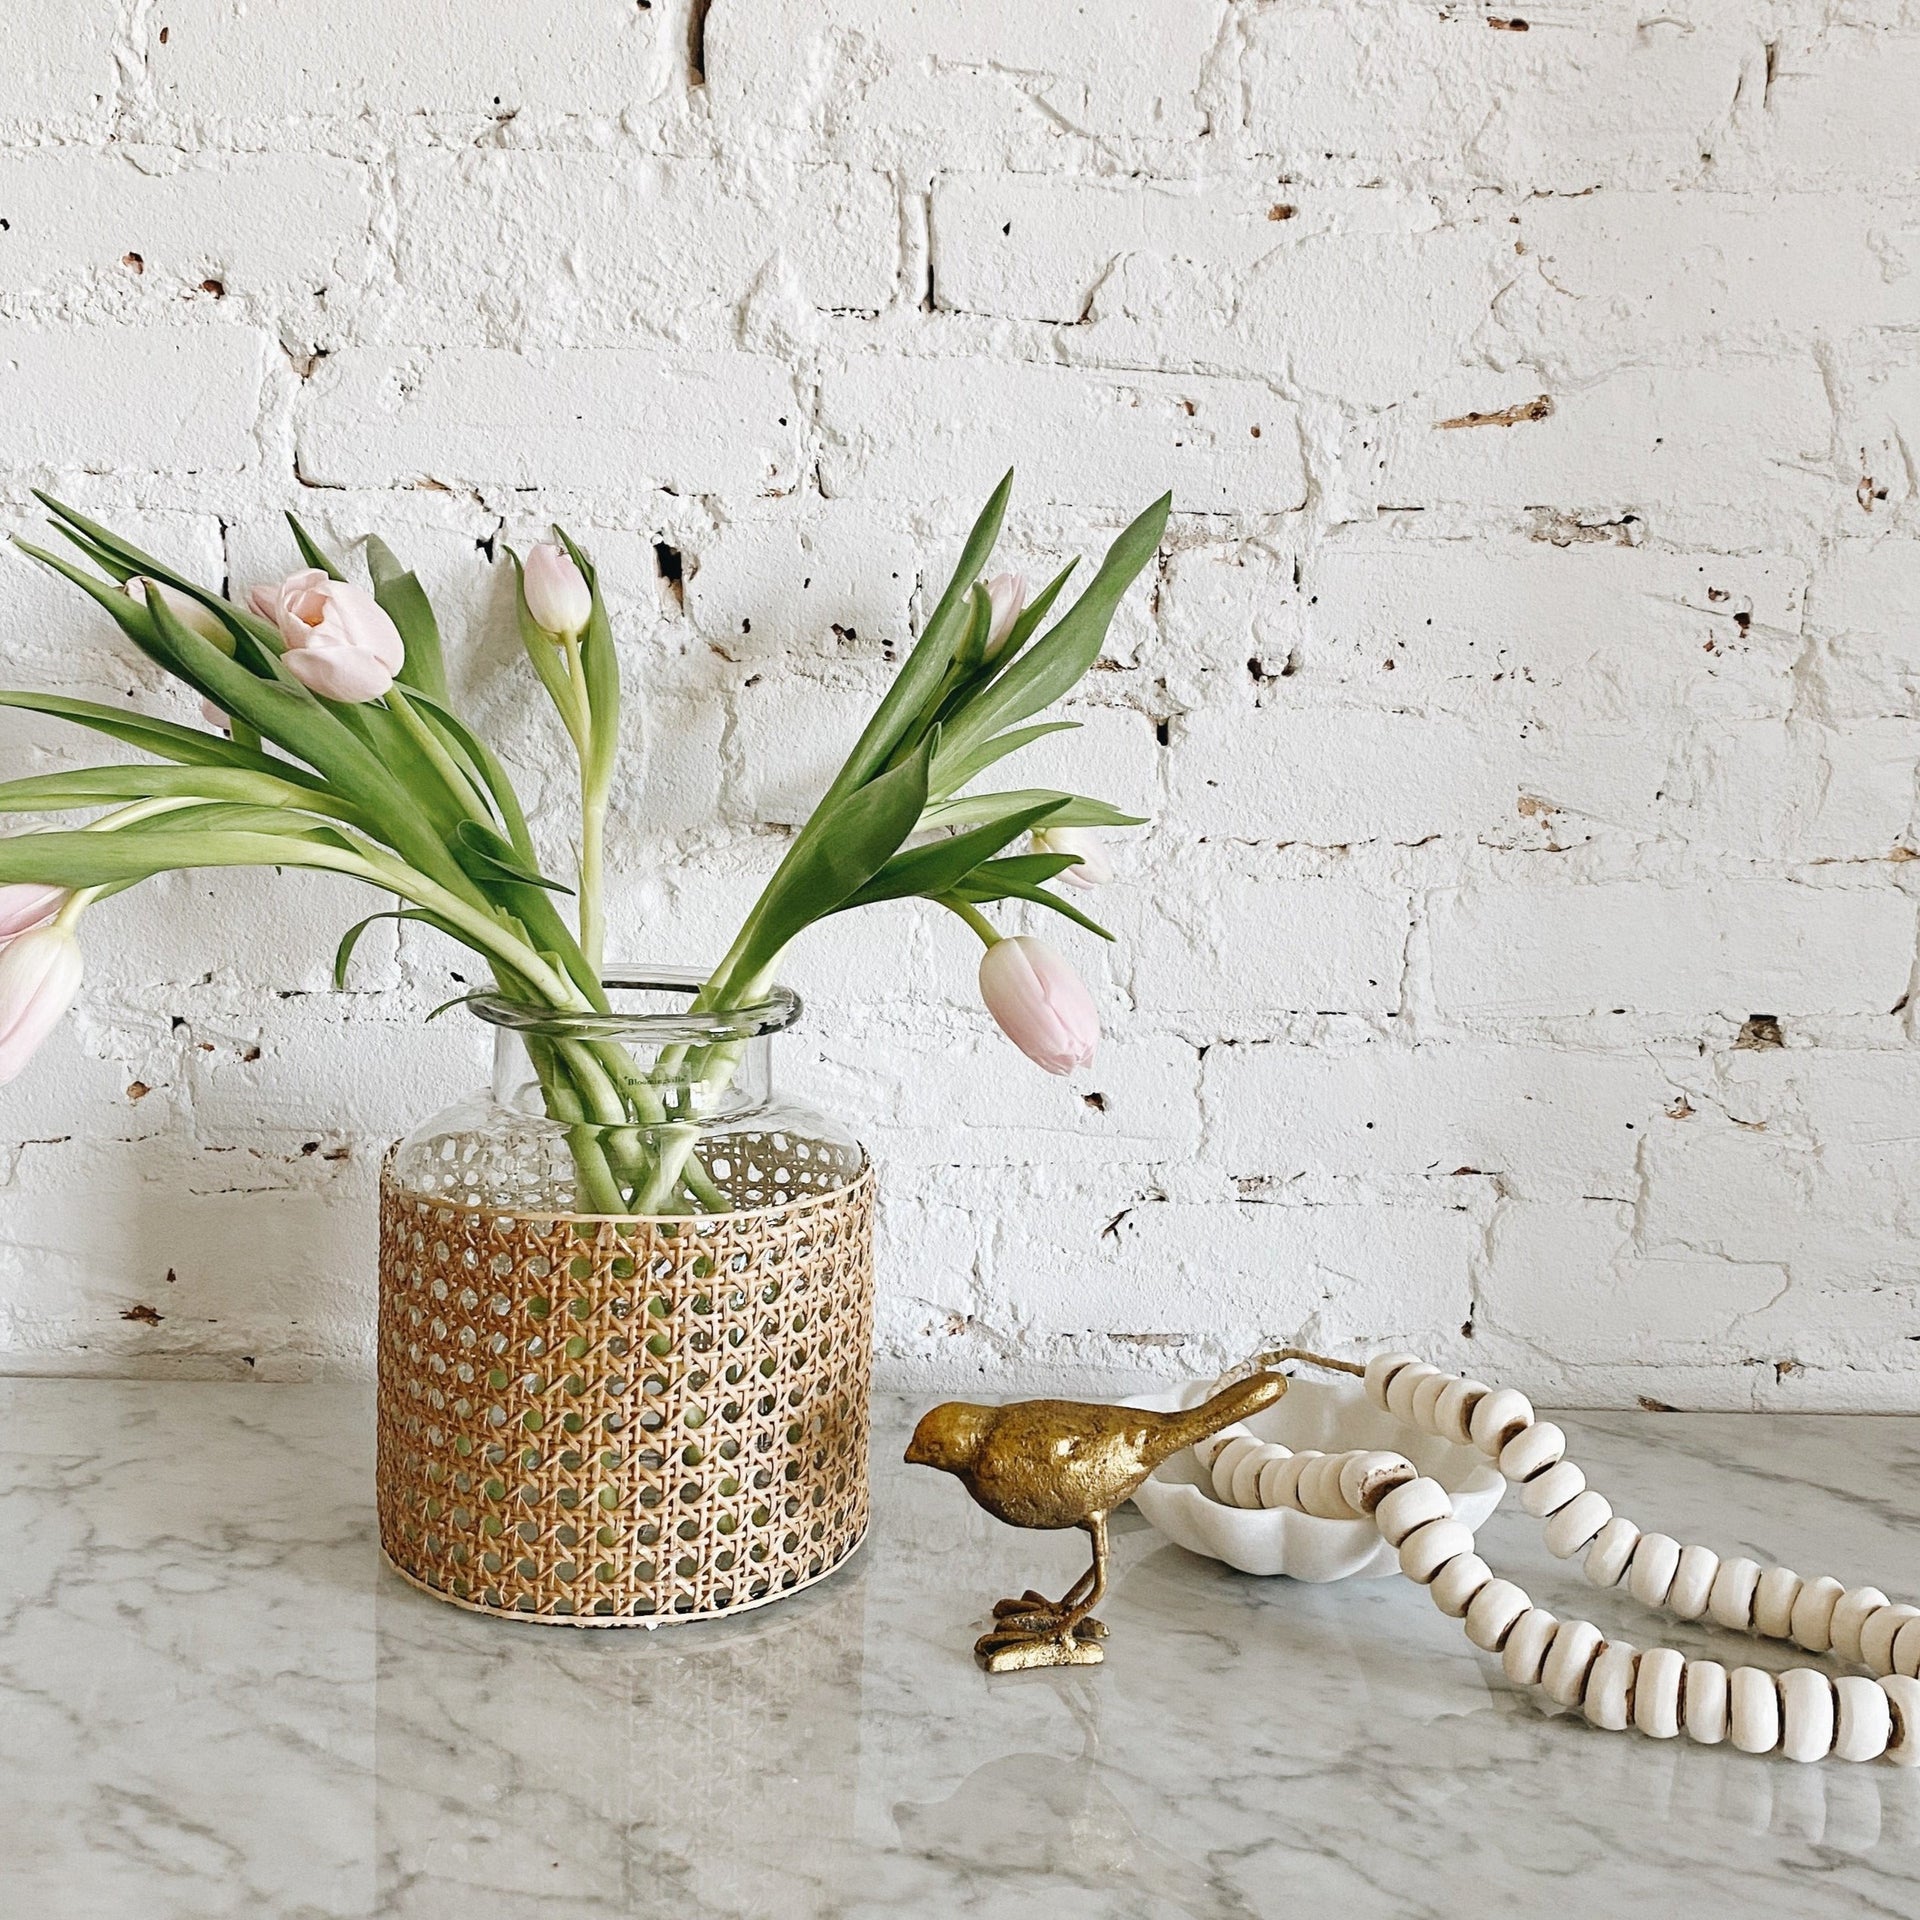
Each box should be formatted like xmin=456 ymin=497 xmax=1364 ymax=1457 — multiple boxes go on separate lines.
xmin=3 ymin=1382 xmax=1920 ymax=1917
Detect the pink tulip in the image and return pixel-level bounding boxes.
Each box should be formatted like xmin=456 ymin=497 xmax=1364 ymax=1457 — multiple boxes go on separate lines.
xmin=254 ymin=569 xmax=404 ymax=703
xmin=523 ymin=541 xmax=592 ymax=639
xmin=982 ymin=573 xmax=1027 ymax=660
xmin=0 ymin=925 xmax=83 ymax=1084
xmin=199 ymin=696 xmax=230 ymax=733
xmin=978 ymin=934 xmax=1098 ymax=1075
xmin=1031 ymin=825 xmax=1112 ymax=890
xmin=125 ymin=576 xmax=228 ymax=645
xmin=0 ymin=882 xmax=66 ymax=941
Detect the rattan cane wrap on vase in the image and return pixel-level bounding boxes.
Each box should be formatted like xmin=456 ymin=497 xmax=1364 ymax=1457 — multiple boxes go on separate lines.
xmin=376 ymin=1162 xmax=876 ymax=1624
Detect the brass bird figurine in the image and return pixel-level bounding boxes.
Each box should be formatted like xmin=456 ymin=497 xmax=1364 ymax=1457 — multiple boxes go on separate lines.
xmin=904 ymin=1371 xmax=1287 ymax=1671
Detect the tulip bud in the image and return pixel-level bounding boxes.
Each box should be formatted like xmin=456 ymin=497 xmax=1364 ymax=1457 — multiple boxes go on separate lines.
xmin=126 ymin=577 xmax=230 ymax=648
xmin=0 ymin=882 xmax=66 ymax=942
xmin=199 ymin=696 xmax=230 ymax=733
xmin=982 ymin=573 xmax=1027 ymax=660
xmin=254 ymin=570 xmax=405 ymax=703
xmin=0 ymin=924 xmax=83 ymax=1084
xmin=977 ymin=934 xmax=1098 ymax=1075
xmin=523 ymin=541 xmax=593 ymax=640
xmin=1030 ymin=825 xmax=1112 ymax=890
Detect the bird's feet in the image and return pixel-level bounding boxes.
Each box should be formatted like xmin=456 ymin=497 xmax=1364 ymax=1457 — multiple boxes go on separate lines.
xmin=974 ymin=1600 xmax=1108 ymax=1672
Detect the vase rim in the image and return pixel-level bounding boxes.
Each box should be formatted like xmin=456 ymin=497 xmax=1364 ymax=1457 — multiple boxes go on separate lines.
xmin=462 ymin=965 xmax=803 ymax=1045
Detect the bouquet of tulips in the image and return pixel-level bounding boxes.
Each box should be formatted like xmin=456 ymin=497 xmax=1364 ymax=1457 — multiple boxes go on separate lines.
xmin=0 ymin=476 xmax=1167 ymax=1213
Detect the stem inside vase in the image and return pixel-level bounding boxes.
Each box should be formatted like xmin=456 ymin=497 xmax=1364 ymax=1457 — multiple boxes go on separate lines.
xmin=460 ymin=967 xmax=849 ymax=1217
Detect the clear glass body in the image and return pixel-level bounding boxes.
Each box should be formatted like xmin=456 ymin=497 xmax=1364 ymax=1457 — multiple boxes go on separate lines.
xmin=389 ymin=969 xmax=865 ymax=1217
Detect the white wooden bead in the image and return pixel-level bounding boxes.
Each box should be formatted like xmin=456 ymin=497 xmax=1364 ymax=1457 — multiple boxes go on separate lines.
xmin=1754 ymin=1566 xmax=1803 ymax=1639
xmin=1374 ymin=1476 xmax=1452 ymax=1548
xmin=1520 ymin=1459 xmax=1586 ymax=1519
xmin=1502 ymin=1609 xmax=1559 ymax=1687
xmin=1834 ymin=1675 xmax=1893 ymax=1763
xmin=1230 ymin=1442 xmax=1288 ymax=1509
xmin=1584 ymin=1516 xmax=1640 ymax=1588
xmin=1667 ymin=1544 xmax=1719 ymax=1621
xmin=1338 ymin=1449 xmax=1415 ymax=1515
xmin=1206 ymin=1434 xmax=1265 ymax=1498
xmin=1544 ymin=1490 xmax=1613 ymax=1560
xmin=1541 ymin=1618 xmax=1605 ymax=1707
xmin=1634 ymin=1646 xmax=1684 ymax=1738
xmin=1881 ymin=1675 xmax=1920 ymax=1766
xmin=1300 ymin=1452 xmax=1364 ymax=1520
xmin=1385 ymin=1362 xmax=1440 ymax=1424
xmin=1409 ymin=1370 xmax=1454 ymax=1435
xmin=1684 ymin=1660 xmax=1729 ymax=1745
xmin=1892 ymin=1613 xmax=1920 ymax=1680
xmin=1860 ymin=1603 xmax=1918 ymax=1676
xmin=1431 ymin=1552 xmax=1494 ymax=1618
xmin=1469 ymin=1386 xmax=1534 ymax=1455
xmin=1791 ymin=1574 xmax=1846 ymax=1654
xmin=1779 ymin=1667 xmax=1837 ymax=1763
xmin=1364 ymin=1351 xmax=1423 ymax=1412
xmin=1627 ymin=1533 xmax=1682 ymax=1609
xmin=1583 ymin=1642 xmax=1637 ymax=1730
xmin=1465 ymin=1578 xmax=1531 ymax=1653
xmin=1729 ymin=1667 xmax=1782 ymax=1755
xmin=1399 ymin=1517 xmax=1475 ymax=1585
xmin=1707 ymin=1555 xmax=1762 ymax=1632
xmin=1830 ymin=1587 xmax=1891 ymax=1666
xmin=1498 ymin=1421 xmax=1565 ymax=1484
xmin=1435 ymin=1377 xmax=1489 ymax=1447
xmin=1193 ymin=1425 xmax=1250 ymax=1472
xmin=1257 ymin=1451 xmax=1299 ymax=1510
xmin=1264 ymin=1449 xmax=1321 ymax=1512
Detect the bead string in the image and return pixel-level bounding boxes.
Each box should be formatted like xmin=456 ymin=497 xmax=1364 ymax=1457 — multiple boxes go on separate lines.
xmin=1189 ymin=1349 xmax=1920 ymax=1767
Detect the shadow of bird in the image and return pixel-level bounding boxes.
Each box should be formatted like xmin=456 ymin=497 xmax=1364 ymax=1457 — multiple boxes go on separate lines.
xmin=904 ymin=1372 xmax=1286 ymax=1671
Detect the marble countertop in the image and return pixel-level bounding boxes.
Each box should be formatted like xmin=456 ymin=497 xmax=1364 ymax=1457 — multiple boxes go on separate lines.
xmin=4 ymin=1382 xmax=1920 ymax=1919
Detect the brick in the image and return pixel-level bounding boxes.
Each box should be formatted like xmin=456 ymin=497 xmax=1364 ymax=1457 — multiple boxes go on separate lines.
xmin=0 ymin=153 xmax=373 ymax=296
xmin=707 ymin=0 xmax=1217 ymax=155
xmin=1206 ymin=1041 xmax=1665 ymax=1198
xmin=1372 ymin=365 xmax=1835 ymax=533
xmin=0 ymin=10 xmax=115 ymax=128
xmin=807 ymin=1026 xmax=1201 ymax=1170
xmin=1808 ymin=538 xmax=1920 ymax=715
xmin=996 ymin=1193 xmax=1475 ymax=1345
xmin=1753 ymin=32 xmax=1920 ymax=188
xmin=1132 ymin=862 xmax=1408 ymax=1019
xmin=1483 ymin=1199 xmax=1789 ymax=1360
xmin=150 ymin=0 xmax=671 ymax=119
xmin=1170 ymin=704 xmax=1517 ymax=846
xmin=390 ymin=156 xmax=897 ymax=343
xmin=295 ymin=347 xmax=803 ymax=494
xmin=1281 ymin=541 xmax=1806 ymax=719
xmin=1508 ymin=192 xmax=1920 ymax=358
xmin=0 ymin=325 xmax=263 ymax=475
xmin=819 ymin=355 xmax=1305 ymax=513
xmin=682 ymin=502 xmax=919 ymax=661
xmin=1241 ymin=7 xmax=1747 ymax=191
xmin=1430 ymin=882 xmax=1914 ymax=1021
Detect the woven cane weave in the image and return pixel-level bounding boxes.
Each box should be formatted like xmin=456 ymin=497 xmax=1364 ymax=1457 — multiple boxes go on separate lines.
xmin=376 ymin=1158 xmax=876 ymax=1624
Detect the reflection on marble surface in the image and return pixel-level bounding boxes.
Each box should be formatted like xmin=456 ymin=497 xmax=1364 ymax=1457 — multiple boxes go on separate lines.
xmin=3 ymin=1382 xmax=1920 ymax=1917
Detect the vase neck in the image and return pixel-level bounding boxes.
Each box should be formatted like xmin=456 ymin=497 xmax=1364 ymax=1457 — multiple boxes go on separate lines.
xmin=488 ymin=1024 xmax=774 ymax=1121
xmin=468 ymin=966 xmax=797 ymax=1127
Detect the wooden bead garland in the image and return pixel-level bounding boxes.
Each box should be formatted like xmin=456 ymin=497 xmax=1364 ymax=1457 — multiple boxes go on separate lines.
xmin=1190 ymin=1348 xmax=1920 ymax=1767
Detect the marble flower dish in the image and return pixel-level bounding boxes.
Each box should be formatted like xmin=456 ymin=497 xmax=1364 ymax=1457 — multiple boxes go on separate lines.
xmin=1126 ymin=1372 xmax=1506 ymax=1581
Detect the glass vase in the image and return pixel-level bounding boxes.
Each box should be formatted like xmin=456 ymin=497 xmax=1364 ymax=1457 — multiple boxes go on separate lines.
xmin=376 ymin=970 xmax=875 ymax=1624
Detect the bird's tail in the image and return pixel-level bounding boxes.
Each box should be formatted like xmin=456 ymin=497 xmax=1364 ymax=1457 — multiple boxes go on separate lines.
xmin=1153 ymin=1371 xmax=1286 ymax=1464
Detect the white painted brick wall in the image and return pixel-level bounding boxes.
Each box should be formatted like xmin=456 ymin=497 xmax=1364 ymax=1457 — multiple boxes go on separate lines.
xmin=2 ymin=1 xmax=1919 ymax=1411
